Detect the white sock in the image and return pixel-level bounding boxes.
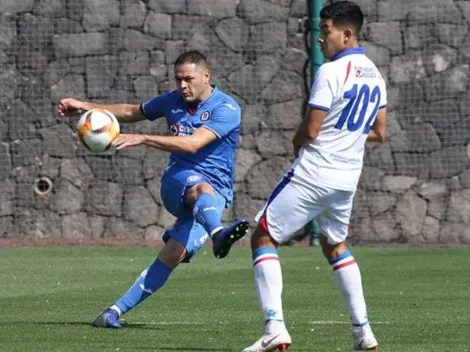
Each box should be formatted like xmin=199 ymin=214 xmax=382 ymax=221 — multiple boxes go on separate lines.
xmin=110 ymin=304 xmax=122 ymax=316
xmin=209 ymin=226 xmax=223 ymax=238
xmin=329 ymin=249 xmax=369 ymax=327
xmin=252 ymin=247 xmax=286 ymax=333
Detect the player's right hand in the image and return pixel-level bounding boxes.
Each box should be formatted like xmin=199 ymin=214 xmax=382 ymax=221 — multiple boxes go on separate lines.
xmin=58 ymin=98 xmax=87 ymax=117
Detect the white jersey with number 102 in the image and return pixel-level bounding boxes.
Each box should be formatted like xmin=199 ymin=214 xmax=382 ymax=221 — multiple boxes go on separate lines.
xmin=296 ymin=47 xmax=387 ymax=192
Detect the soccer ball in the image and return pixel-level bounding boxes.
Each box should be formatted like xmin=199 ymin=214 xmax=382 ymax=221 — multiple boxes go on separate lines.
xmin=76 ymin=109 xmax=120 ymax=152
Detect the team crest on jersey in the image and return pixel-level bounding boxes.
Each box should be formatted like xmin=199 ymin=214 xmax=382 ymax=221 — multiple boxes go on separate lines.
xmin=169 ymin=124 xmax=178 ymax=136
xmin=200 ymin=111 xmax=210 ymax=121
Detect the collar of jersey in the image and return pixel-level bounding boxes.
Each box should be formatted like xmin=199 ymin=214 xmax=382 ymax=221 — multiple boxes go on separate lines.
xmin=331 ymin=47 xmax=365 ymax=61
xmin=179 ymin=84 xmax=218 ymax=109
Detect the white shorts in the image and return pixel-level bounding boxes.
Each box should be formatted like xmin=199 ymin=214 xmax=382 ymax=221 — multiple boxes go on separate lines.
xmin=255 ymin=169 xmax=355 ymax=245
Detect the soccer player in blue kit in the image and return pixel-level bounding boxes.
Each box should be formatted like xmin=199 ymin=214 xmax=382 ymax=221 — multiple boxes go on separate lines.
xmin=58 ymin=50 xmax=249 ymax=328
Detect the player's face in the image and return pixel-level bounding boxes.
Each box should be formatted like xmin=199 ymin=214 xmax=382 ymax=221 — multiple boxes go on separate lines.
xmin=318 ymin=19 xmax=350 ymax=59
xmin=174 ymin=63 xmax=210 ymax=103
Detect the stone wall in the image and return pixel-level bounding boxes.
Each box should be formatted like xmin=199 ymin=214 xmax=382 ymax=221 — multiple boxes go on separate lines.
xmin=0 ymin=0 xmax=469 ymax=244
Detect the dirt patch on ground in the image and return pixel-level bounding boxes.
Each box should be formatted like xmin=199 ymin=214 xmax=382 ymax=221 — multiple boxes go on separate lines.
xmin=0 ymin=237 xmax=469 ymax=248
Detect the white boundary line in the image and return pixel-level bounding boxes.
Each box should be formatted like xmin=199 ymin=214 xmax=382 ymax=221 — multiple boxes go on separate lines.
xmin=311 ymin=320 xmax=391 ymax=325
xmin=125 ymin=321 xmax=392 ymax=326
xmin=124 ymin=321 xmax=204 ymax=325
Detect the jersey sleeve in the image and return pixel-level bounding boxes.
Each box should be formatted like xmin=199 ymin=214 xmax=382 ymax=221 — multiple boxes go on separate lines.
xmin=140 ymin=92 xmax=171 ymax=121
xmin=202 ymin=102 xmax=241 ymax=138
xmin=308 ymin=65 xmax=336 ymax=112
xmin=379 ymin=77 xmax=387 ymax=109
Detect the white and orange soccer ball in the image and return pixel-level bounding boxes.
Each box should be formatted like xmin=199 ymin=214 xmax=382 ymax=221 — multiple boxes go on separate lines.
xmin=76 ymin=109 xmax=120 ymax=152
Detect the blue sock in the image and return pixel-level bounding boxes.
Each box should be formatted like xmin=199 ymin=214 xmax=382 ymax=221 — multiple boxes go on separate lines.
xmin=114 ymin=258 xmax=173 ymax=315
xmin=193 ymin=193 xmax=223 ymax=236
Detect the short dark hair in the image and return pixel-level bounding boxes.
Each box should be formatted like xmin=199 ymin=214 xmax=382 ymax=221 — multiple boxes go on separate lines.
xmin=320 ymin=1 xmax=364 ymax=34
xmin=174 ymin=50 xmax=208 ymax=69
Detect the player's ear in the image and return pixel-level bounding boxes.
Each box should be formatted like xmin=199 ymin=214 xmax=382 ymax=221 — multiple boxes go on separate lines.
xmin=343 ymin=28 xmax=353 ymax=42
xmin=204 ymin=69 xmax=211 ymax=84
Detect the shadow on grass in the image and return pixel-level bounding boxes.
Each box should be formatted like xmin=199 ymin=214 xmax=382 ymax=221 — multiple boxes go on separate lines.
xmin=0 ymin=321 xmax=166 ymax=330
xmin=134 ymin=348 xmax=233 ymax=351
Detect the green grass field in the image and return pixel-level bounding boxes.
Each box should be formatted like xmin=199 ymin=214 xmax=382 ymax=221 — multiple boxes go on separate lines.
xmin=0 ymin=246 xmax=469 ymax=352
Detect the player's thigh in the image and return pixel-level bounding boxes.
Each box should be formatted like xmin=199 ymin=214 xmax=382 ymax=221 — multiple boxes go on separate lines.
xmin=317 ymin=189 xmax=355 ymax=245
xmin=256 ymin=178 xmax=323 ymax=244
xmin=160 ymin=167 xmax=206 ymax=217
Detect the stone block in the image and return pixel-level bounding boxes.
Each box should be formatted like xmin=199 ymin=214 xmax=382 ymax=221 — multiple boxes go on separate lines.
xmin=50 ymin=179 xmax=84 ymax=215
xmin=187 ymin=0 xmax=236 ymax=18
xmin=367 ymin=192 xmax=397 ymax=216
xmin=238 ymin=0 xmax=289 ymax=24
xmin=0 ymin=143 xmax=12 ymax=180
xmin=123 ymin=186 xmax=160 ymax=227
xmin=85 ymin=55 xmax=118 ymax=98
xmin=62 ymin=212 xmax=92 ymax=238
xmin=144 ymin=12 xmax=172 ymax=39
xmin=119 ymin=51 xmax=150 ymax=76
xmin=54 ymin=33 xmax=109 ymax=57
xmin=429 ymin=147 xmax=470 ymax=179
xmin=246 ymin=157 xmax=292 ymax=199
xmin=85 ymin=181 xmax=123 ymax=217
xmin=120 ymin=0 xmax=147 ymax=29
xmin=12 ymin=208 xmax=62 ymax=238
xmin=382 ymin=176 xmax=417 ymax=194
xmin=0 ymin=0 xmax=35 ymax=14
xmin=10 ymin=139 xmax=43 ymax=168
xmin=83 ymin=0 xmax=119 ymax=32
xmin=235 ymin=149 xmax=262 ymax=182
xmin=366 ymin=22 xmax=403 ymax=55
xmin=215 ymin=18 xmax=249 ymax=52
xmin=39 ymin=124 xmax=78 ymax=158
xmin=422 ymin=64 xmax=469 ymax=102
xmin=148 ymin=0 xmax=186 ymax=14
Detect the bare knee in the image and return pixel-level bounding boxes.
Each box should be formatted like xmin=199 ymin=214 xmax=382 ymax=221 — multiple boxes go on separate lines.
xmin=320 ymin=234 xmax=348 ymax=260
xmin=251 ymin=225 xmax=278 ymax=251
xmin=184 ymin=182 xmax=215 ymax=206
xmin=157 ymin=239 xmax=187 ymax=269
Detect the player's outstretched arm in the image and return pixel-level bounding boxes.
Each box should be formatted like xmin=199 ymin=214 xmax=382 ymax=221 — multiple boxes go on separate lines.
xmin=112 ymin=101 xmax=239 ymax=151
xmin=57 ymin=98 xmax=146 ymax=123
xmin=292 ymin=108 xmax=328 ymax=156
xmin=112 ymin=127 xmax=218 ymax=153
xmin=366 ymin=108 xmax=387 ymax=143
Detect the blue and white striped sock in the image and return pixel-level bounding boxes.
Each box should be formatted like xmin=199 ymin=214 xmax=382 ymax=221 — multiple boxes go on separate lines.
xmin=329 ymin=249 xmax=369 ymax=327
xmin=114 ymin=258 xmax=173 ymax=315
xmin=252 ymin=247 xmax=286 ymax=332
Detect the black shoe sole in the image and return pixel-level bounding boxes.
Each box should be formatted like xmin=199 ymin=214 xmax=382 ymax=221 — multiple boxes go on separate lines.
xmin=214 ymin=220 xmax=249 ymax=259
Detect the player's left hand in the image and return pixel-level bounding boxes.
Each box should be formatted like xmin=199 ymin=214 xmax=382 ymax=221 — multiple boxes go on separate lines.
xmin=112 ymin=134 xmax=146 ymax=150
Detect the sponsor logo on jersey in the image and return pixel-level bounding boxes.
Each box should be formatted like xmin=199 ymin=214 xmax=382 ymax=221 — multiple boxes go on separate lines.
xmin=169 ymin=124 xmax=193 ymax=136
xmin=169 ymin=124 xmax=179 ymax=136
xmin=355 ymin=66 xmax=377 ymax=78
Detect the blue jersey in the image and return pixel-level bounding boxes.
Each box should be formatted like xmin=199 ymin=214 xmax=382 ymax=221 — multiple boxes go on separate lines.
xmin=140 ymin=86 xmax=241 ymax=205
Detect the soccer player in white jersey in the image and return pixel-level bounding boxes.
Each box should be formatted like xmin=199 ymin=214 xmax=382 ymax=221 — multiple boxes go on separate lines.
xmin=241 ymin=2 xmax=387 ymax=351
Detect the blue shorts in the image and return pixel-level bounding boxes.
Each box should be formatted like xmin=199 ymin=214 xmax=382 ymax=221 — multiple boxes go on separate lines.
xmin=160 ymin=166 xmax=226 ymax=262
